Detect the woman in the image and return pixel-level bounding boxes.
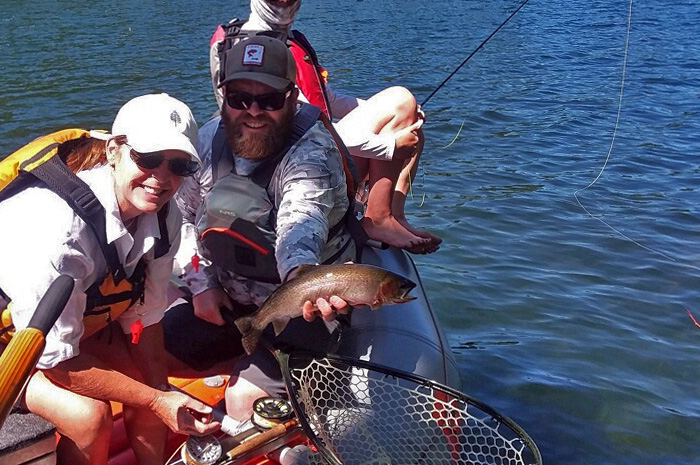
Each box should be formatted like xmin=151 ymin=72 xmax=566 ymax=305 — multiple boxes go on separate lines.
xmin=0 ymin=93 xmax=219 ymax=465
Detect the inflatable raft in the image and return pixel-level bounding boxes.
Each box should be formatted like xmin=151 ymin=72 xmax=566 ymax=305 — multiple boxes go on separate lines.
xmin=0 ymin=245 xmax=461 ymax=465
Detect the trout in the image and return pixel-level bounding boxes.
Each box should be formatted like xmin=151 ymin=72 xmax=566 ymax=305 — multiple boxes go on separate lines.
xmin=234 ymin=264 xmax=416 ymax=355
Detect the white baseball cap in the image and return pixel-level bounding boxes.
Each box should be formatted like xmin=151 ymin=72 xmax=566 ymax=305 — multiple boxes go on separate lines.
xmin=94 ymin=93 xmax=200 ymax=165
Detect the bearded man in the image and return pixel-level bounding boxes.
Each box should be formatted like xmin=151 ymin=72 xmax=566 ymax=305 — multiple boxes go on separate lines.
xmin=164 ymin=36 xmax=356 ymax=424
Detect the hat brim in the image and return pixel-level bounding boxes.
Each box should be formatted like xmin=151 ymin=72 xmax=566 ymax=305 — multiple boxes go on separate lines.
xmin=127 ymin=130 xmax=201 ymax=166
xmin=102 ymin=127 xmax=199 ymax=166
xmin=219 ymin=72 xmax=292 ymax=92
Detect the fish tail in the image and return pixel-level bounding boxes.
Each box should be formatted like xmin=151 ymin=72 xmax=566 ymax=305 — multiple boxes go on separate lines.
xmin=234 ymin=316 xmax=262 ymax=355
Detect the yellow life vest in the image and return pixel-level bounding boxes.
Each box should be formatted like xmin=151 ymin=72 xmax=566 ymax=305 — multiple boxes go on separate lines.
xmin=0 ymin=128 xmax=90 ymax=191
xmin=0 ymin=129 xmax=170 ymax=344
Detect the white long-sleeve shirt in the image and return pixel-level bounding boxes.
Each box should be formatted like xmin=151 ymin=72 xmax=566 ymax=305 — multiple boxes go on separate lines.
xmin=0 ymin=165 xmax=181 ymax=369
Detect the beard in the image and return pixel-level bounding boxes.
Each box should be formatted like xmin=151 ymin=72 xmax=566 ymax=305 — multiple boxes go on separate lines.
xmin=223 ymin=104 xmax=295 ymax=161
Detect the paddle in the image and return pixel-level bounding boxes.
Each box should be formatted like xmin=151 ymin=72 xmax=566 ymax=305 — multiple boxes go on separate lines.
xmin=0 ymin=275 xmax=74 ymax=429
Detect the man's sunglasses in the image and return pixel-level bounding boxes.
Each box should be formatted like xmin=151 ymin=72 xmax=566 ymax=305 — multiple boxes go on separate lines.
xmin=126 ymin=144 xmax=199 ymax=177
xmin=225 ymin=87 xmax=293 ymax=111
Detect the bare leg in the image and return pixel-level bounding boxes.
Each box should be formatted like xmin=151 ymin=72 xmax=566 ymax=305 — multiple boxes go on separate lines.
xmin=360 ymin=156 xmax=430 ymax=250
xmin=392 ymin=129 xmax=442 ymax=253
xmin=225 ymin=376 xmax=267 ymax=421
xmin=24 ymin=372 xmax=113 ymax=465
xmin=337 ymin=86 xmax=436 ymax=251
xmin=123 ymin=405 xmax=168 ymax=465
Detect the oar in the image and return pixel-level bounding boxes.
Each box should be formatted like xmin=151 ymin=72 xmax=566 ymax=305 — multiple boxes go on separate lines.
xmin=0 ymin=275 xmax=75 ymax=428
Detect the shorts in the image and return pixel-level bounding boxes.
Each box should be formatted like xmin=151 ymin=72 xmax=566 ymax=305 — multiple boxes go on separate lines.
xmin=163 ymin=297 xmax=250 ymax=371
xmin=163 ymin=297 xmax=347 ymax=397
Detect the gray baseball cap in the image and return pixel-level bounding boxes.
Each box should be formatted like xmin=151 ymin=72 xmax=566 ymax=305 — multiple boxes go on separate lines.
xmin=219 ymin=36 xmax=297 ymax=91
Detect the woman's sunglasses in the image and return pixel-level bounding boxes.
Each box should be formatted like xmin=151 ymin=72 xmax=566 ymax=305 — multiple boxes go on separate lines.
xmin=225 ymin=86 xmax=293 ymax=111
xmin=126 ymin=144 xmax=199 ymax=177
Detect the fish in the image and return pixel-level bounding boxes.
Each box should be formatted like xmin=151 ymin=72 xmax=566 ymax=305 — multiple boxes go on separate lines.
xmin=234 ymin=263 xmax=417 ymax=355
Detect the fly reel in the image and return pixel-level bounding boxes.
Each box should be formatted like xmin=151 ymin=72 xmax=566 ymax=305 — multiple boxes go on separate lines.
xmin=181 ymin=435 xmax=223 ymax=465
xmin=252 ymin=396 xmax=294 ymax=429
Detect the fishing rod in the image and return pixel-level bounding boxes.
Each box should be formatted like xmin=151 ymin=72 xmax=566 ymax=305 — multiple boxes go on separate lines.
xmin=421 ymin=0 xmax=533 ymax=107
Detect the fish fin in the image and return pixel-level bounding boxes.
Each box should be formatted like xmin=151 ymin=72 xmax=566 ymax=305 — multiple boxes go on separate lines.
xmin=294 ymin=264 xmax=316 ymax=277
xmin=235 ymin=316 xmax=260 ymax=355
xmin=241 ymin=330 xmax=263 ymax=356
xmin=272 ymin=318 xmax=290 ymax=336
xmin=234 ymin=315 xmax=253 ymax=336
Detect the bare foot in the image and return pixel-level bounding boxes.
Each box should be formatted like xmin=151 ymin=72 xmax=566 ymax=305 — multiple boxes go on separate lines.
xmin=396 ymin=215 xmax=443 ymax=248
xmin=406 ymin=241 xmax=440 ymax=255
xmin=361 ymin=215 xmax=430 ymax=250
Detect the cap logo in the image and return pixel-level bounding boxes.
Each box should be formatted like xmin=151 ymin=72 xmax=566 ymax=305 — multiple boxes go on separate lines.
xmin=170 ymin=110 xmax=181 ymax=126
xmin=243 ymin=44 xmax=265 ymax=66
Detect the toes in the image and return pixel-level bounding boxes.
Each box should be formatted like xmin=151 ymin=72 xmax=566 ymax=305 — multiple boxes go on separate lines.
xmin=405 ymin=237 xmax=436 ymax=254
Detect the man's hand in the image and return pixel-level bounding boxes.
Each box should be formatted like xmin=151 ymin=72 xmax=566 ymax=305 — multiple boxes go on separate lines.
xmin=286 ymin=265 xmax=351 ymax=322
xmin=394 ymin=119 xmax=424 ymax=160
xmin=302 ymin=296 xmax=350 ymax=321
xmin=150 ymin=390 xmax=221 ymax=436
xmin=192 ymin=287 xmax=232 ymax=326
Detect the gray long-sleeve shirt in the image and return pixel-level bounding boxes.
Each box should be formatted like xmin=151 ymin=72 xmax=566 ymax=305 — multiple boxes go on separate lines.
xmin=174 ymin=113 xmax=355 ymax=307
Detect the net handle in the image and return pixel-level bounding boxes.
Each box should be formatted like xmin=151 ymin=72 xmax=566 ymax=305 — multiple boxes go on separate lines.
xmin=276 ymin=350 xmax=344 ymax=465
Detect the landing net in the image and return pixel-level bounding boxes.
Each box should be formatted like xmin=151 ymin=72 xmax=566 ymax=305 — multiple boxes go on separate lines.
xmin=282 ymin=352 xmax=541 ymax=465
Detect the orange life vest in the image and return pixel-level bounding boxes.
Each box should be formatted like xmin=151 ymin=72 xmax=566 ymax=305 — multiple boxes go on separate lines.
xmin=211 ymin=21 xmax=332 ymax=118
xmin=288 ymin=31 xmax=331 ymax=119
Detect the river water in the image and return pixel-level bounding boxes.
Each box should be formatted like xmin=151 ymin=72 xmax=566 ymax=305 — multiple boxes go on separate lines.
xmin=2 ymin=0 xmax=700 ymax=463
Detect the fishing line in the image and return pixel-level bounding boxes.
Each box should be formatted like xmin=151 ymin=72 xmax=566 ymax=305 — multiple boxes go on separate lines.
xmin=407 ymin=168 xmax=427 ymax=207
xmin=420 ymin=0 xmax=533 ymax=108
xmin=411 ymin=0 xmax=531 ymax=205
xmin=442 ymin=119 xmax=466 ymax=148
xmin=410 ymin=0 xmax=531 ymax=205
xmin=572 ymin=0 xmax=678 ymax=264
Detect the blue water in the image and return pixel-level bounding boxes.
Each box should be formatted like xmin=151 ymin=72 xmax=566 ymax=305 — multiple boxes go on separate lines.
xmin=2 ymin=0 xmax=700 ymax=463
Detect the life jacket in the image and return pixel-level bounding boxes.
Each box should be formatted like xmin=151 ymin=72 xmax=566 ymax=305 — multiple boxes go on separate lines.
xmin=212 ymin=19 xmax=332 ymax=118
xmin=196 ymin=103 xmax=365 ymax=284
xmin=0 ymin=129 xmax=171 ymax=344
xmin=288 ymin=31 xmax=331 ymax=119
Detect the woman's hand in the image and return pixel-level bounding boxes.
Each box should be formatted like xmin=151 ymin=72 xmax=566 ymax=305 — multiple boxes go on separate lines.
xmin=150 ymin=390 xmax=221 ymax=436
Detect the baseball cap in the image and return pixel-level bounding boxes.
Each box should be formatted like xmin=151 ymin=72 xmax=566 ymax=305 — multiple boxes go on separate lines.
xmin=218 ymin=36 xmax=296 ymax=91
xmin=93 ymin=93 xmax=200 ymax=165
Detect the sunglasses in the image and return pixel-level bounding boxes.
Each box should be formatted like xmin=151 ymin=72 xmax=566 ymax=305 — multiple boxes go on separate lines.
xmin=126 ymin=144 xmax=199 ymax=177
xmin=225 ymin=87 xmax=293 ymax=111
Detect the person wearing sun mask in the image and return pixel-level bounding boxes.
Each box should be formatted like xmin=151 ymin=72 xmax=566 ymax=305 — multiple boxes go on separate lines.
xmin=209 ymin=0 xmax=442 ymax=254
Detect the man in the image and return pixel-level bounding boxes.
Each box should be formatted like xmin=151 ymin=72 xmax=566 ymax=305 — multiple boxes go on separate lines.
xmin=166 ymin=36 xmax=354 ymax=421
xmin=209 ymin=0 xmax=442 ymax=254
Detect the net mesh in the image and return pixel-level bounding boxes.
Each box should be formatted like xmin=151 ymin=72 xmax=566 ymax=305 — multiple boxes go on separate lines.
xmin=287 ymin=354 xmax=540 ymax=465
